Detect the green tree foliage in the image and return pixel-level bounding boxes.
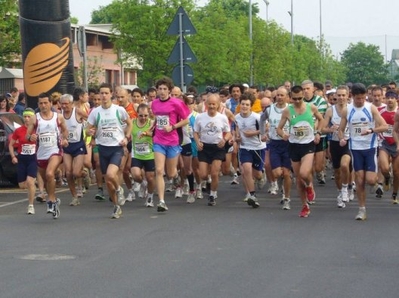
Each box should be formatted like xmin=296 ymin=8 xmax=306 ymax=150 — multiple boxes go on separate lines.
xmin=0 ymin=0 xmax=20 ymax=67
xmin=341 ymin=42 xmax=389 ymax=86
xmin=90 ymin=0 xmax=346 ymax=87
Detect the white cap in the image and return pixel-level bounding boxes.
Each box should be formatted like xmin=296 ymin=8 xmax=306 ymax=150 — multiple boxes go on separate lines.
xmin=243 ymin=83 xmax=249 ymax=88
xmin=326 ymin=88 xmax=336 ymax=95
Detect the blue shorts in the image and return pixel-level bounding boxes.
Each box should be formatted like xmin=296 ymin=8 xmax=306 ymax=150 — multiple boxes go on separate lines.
xmin=181 ymin=143 xmax=192 ymax=157
xmin=153 ymin=143 xmax=182 ymax=158
xmin=17 ymin=154 xmax=37 ymax=183
xmin=238 ymin=148 xmax=266 ymax=172
xmin=63 ymin=140 xmax=87 ymax=157
xmin=269 ymin=140 xmax=291 ymax=170
xmin=351 ymin=148 xmax=377 ymax=172
xmin=98 ymin=145 xmax=124 ymax=175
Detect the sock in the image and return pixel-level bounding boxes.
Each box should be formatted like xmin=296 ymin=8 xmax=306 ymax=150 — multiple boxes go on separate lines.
xmin=210 ymin=190 xmax=217 ymax=197
xmin=359 ymin=206 xmax=366 ymax=211
xmin=187 ymin=173 xmax=195 ymax=192
xmin=392 ymin=193 xmax=397 ymax=199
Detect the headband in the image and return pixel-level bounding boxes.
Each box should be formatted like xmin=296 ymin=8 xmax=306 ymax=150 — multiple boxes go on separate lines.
xmin=23 ymin=110 xmax=35 ymax=116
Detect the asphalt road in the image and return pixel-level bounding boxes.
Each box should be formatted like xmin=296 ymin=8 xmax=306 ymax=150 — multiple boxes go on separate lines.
xmin=1 ymin=172 xmax=399 ymax=298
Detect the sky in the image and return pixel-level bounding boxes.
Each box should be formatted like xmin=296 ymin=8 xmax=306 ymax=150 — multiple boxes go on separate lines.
xmin=69 ymin=0 xmax=399 ymax=60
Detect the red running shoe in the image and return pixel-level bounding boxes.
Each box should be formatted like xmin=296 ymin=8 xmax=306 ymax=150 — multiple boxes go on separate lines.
xmin=306 ymin=186 xmax=316 ymax=204
xmin=299 ymin=204 xmax=310 ymax=218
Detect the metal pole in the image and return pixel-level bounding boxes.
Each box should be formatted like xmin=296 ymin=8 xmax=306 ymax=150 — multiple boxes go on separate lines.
xmin=249 ymin=0 xmax=253 ymax=85
xmin=263 ymin=0 xmax=270 ymax=22
xmin=178 ymin=12 xmax=185 ymax=92
xmin=288 ymin=0 xmax=293 ymax=45
xmin=319 ymin=0 xmax=322 ymax=46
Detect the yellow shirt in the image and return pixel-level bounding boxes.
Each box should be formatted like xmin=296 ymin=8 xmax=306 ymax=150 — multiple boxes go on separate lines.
xmin=235 ymin=99 xmax=262 ymax=114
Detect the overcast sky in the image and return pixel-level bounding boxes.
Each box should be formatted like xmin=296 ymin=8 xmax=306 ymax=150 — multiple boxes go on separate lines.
xmin=69 ymin=0 xmax=399 ymax=60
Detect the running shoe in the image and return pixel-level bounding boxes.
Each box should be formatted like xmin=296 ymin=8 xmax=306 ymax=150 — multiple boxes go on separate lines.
xmin=27 ymin=205 xmax=35 ymax=215
xmin=145 ymin=196 xmax=154 ymax=208
xmin=36 ymin=193 xmax=46 ymax=203
xmin=317 ymin=172 xmax=326 ymax=185
xmin=337 ymin=196 xmax=346 ymax=208
xmin=341 ymin=190 xmax=349 ymax=203
xmin=231 ymin=173 xmax=239 ymax=185
xmin=157 ymin=201 xmax=168 ymax=212
xmin=77 ymin=187 xmax=83 ymax=198
xmin=111 ymin=205 xmax=122 ymax=219
xmin=256 ymin=171 xmax=267 ymax=190
xmin=247 ymin=195 xmax=260 ymax=208
xmin=243 ymin=193 xmax=250 ymax=202
xmin=95 ymin=189 xmax=105 ymax=201
xmin=375 ymin=184 xmax=383 ymax=198
xmin=306 ymin=186 xmax=316 ymax=204
xmin=117 ymin=187 xmax=126 ymax=206
xmin=196 ymin=188 xmax=203 ymax=199
xmin=282 ymin=198 xmax=291 ymax=210
xmin=183 ymin=181 xmax=189 ymax=196
xmin=126 ymin=188 xmax=136 ymax=202
xmin=138 ymin=181 xmax=148 ymax=199
xmin=133 ymin=182 xmax=141 ymax=193
xmin=299 ymin=204 xmax=310 ymax=218
xmin=175 ymin=187 xmax=183 ymax=199
xmin=208 ymin=195 xmax=216 ymax=206
xmin=46 ymin=201 xmax=53 ymax=213
xmin=187 ymin=191 xmax=196 ymax=204
xmin=348 ymin=188 xmax=354 ymax=201
xmin=355 ymin=208 xmax=367 ymax=220
xmin=52 ymin=199 xmax=61 ymax=219
xmin=69 ymin=197 xmax=80 ymax=206
xmin=83 ymin=170 xmax=91 ymax=190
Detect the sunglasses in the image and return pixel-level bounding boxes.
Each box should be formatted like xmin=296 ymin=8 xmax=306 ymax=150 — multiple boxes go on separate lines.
xmin=138 ymin=114 xmax=149 ymax=118
xmin=292 ymin=97 xmax=303 ymax=101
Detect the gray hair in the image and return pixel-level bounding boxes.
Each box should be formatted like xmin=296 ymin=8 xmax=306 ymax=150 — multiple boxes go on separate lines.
xmin=60 ymin=94 xmax=73 ymax=103
xmin=301 ymin=79 xmax=313 ymax=87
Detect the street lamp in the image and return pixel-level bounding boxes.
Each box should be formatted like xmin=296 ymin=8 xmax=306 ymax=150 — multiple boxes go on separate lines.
xmin=263 ymin=0 xmax=270 ymax=22
xmin=249 ymin=0 xmax=253 ymax=85
xmin=288 ymin=0 xmax=293 ymax=45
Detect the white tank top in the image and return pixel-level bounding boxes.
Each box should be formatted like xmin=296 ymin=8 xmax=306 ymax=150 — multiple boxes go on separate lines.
xmin=268 ymin=103 xmax=288 ymax=140
xmin=347 ymin=102 xmax=376 ymax=150
xmin=63 ymin=107 xmax=84 ymax=143
xmin=36 ymin=112 xmax=61 ymax=160
xmin=331 ymin=105 xmax=349 ymax=141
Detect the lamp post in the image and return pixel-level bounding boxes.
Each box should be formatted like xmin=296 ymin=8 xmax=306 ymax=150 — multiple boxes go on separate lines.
xmin=249 ymin=0 xmax=253 ymax=85
xmin=288 ymin=0 xmax=293 ymax=45
xmin=319 ymin=0 xmax=322 ymax=46
xmin=263 ymin=0 xmax=270 ymax=22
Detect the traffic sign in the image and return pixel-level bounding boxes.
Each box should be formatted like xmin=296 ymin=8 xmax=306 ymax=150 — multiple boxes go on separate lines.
xmin=172 ymin=64 xmax=194 ymax=87
xmin=167 ymin=36 xmax=197 ymax=64
xmin=166 ymin=6 xmax=197 ymax=35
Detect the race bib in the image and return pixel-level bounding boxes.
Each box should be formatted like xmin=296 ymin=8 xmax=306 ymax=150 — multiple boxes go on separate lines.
xmin=351 ymin=122 xmax=368 ymax=137
xmin=101 ymin=127 xmax=117 ymax=139
xmin=39 ymin=132 xmax=57 ymax=147
xmin=21 ymin=144 xmax=36 ymax=155
xmin=293 ymin=126 xmax=310 ymax=139
xmin=135 ymin=143 xmax=150 ymax=155
xmin=156 ymin=115 xmax=170 ymax=129
xmin=383 ymin=124 xmax=393 ymax=138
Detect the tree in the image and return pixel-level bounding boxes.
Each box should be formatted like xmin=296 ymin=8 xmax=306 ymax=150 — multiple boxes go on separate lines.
xmin=341 ymin=42 xmax=389 ymax=86
xmin=0 ymin=0 xmax=20 ymax=67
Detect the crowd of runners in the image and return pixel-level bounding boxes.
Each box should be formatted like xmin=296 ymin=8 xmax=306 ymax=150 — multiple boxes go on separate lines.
xmin=9 ymin=77 xmax=399 ymax=220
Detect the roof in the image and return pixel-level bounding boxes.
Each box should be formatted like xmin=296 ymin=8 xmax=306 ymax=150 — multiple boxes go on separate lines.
xmin=0 ymin=68 xmax=23 ymax=79
xmin=71 ymin=23 xmax=117 ymax=36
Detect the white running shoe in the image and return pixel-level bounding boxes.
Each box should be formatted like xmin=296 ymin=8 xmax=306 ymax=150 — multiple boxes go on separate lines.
xmin=126 ymin=188 xmax=136 ymax=202
xmin=112 ymin=205 xmax=122 ymax=219
xmin=187 ymin=191 xmax=195 ymax=204
xmin=175 ymin=187 xmax=183 ymax=199
xmin=117 ymin=187 xmax=126 ymax=206
xmin=27 ymin=205 xmax=35 ymax=215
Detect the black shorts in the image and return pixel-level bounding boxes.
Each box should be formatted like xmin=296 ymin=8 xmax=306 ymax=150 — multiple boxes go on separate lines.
xmin=329 ymin=140 xmax=351 ymax=169
xmin=289 ymin=142 xmax=315 ymax=162
xmin=315 ymin=137 xmax=327 ymax=152
xmin=131 ymin=158 xmax=155 ymax=172
xmin=63 ymin=140 xmax=87 ymax=157
xmin=127 ymin=140 xmax=132 ymax=154
xmin=198 ymin=143 xmax=226 ymax=164
xmin=17 ymin=154 xmax=37 ymax=183
xmin=181 ymin=143 xmax=192 ymax=157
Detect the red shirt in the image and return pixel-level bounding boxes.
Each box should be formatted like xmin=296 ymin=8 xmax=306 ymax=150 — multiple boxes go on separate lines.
xmin=11 ymin=125 xmax=37 ymax=155
xmin=380 ymin=107 xmax=396 ymax=145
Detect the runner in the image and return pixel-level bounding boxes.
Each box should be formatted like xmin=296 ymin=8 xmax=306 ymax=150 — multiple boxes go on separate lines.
xmin=27 ymin=93 xmax=69 ymax=219
xmin=9 ymin=108 xmax=37 ymax=214
xmin=86 ymin=83 xmax=132 ymax=219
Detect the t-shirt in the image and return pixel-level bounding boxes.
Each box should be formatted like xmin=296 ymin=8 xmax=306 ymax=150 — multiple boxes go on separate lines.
xmin=235 ymin=112 xmax=266 ymax=150
xmin=11 ymin=125 xmax=36 ymax=155
xmin=194 ymin=112 xmax=230 ymax=144
xmin=151 ymin=97 xmax=190 ymax=146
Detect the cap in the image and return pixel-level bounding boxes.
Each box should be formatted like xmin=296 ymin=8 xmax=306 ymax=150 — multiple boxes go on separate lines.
xmin=325 ymin=80 xmax=332 ymax=87
xmin=243 ymin=83 xmax=249 ymax=88
xmin=326 ymin=88 xmax=336 ymax=95
xmin=205 ymin=86 xmax=219 ymax=94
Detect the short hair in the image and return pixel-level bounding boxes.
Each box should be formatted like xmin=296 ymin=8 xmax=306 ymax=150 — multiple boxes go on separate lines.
xmin=10 ymin=87 xmax=18 ymax=93
xmin=38 ymin=92 xmax=50 ymax=100
xmin=99 ymin=82 xmax=113 ymax=92
xmin=73 ymin=87 xmax=87 ymax=101
xmin=187 ymin=85 xmax=197 ymax=95
xmin=146 ymin=87 xmax=156 ymax=95
xmin=301 ymin=79 xmax=313 ymax=86
xmin=155 ymin=77 xmax=174 ymax=91
xmin=389 ymin=81 xmax=397 ymax=87
xmin=249 ymin=85 xmax=258 ymax=92
xmin=18 ymin=92 xmax=25 ymax=102
xmin=239 ymin=92 xmax=255 ymax=106
xmin=137 ymin=103 xmax=149 ymax=113
xmin=60 ymin=94 xmax=73 ymax=103
xmin=88 ymin=87 xmax=98 ymax=94
xmin=336 ymin=85 xmax=349 ymax=93
xmin=351 ymin=83 xmax=367 ymax=96
xmin=229 ymin=83 xmax=244 ymax=94
xmin=219 ymin=89 xmax=229 ymax=97
xmin=132 ymin=88 xmax=144 ymax=96
xmin=371 ymin=86 xmax=383 ymax=94
xmin=290 ymin=85 xmax=303 ymax=95
xmin=313 ymin=81 xmax=324 ymax=91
